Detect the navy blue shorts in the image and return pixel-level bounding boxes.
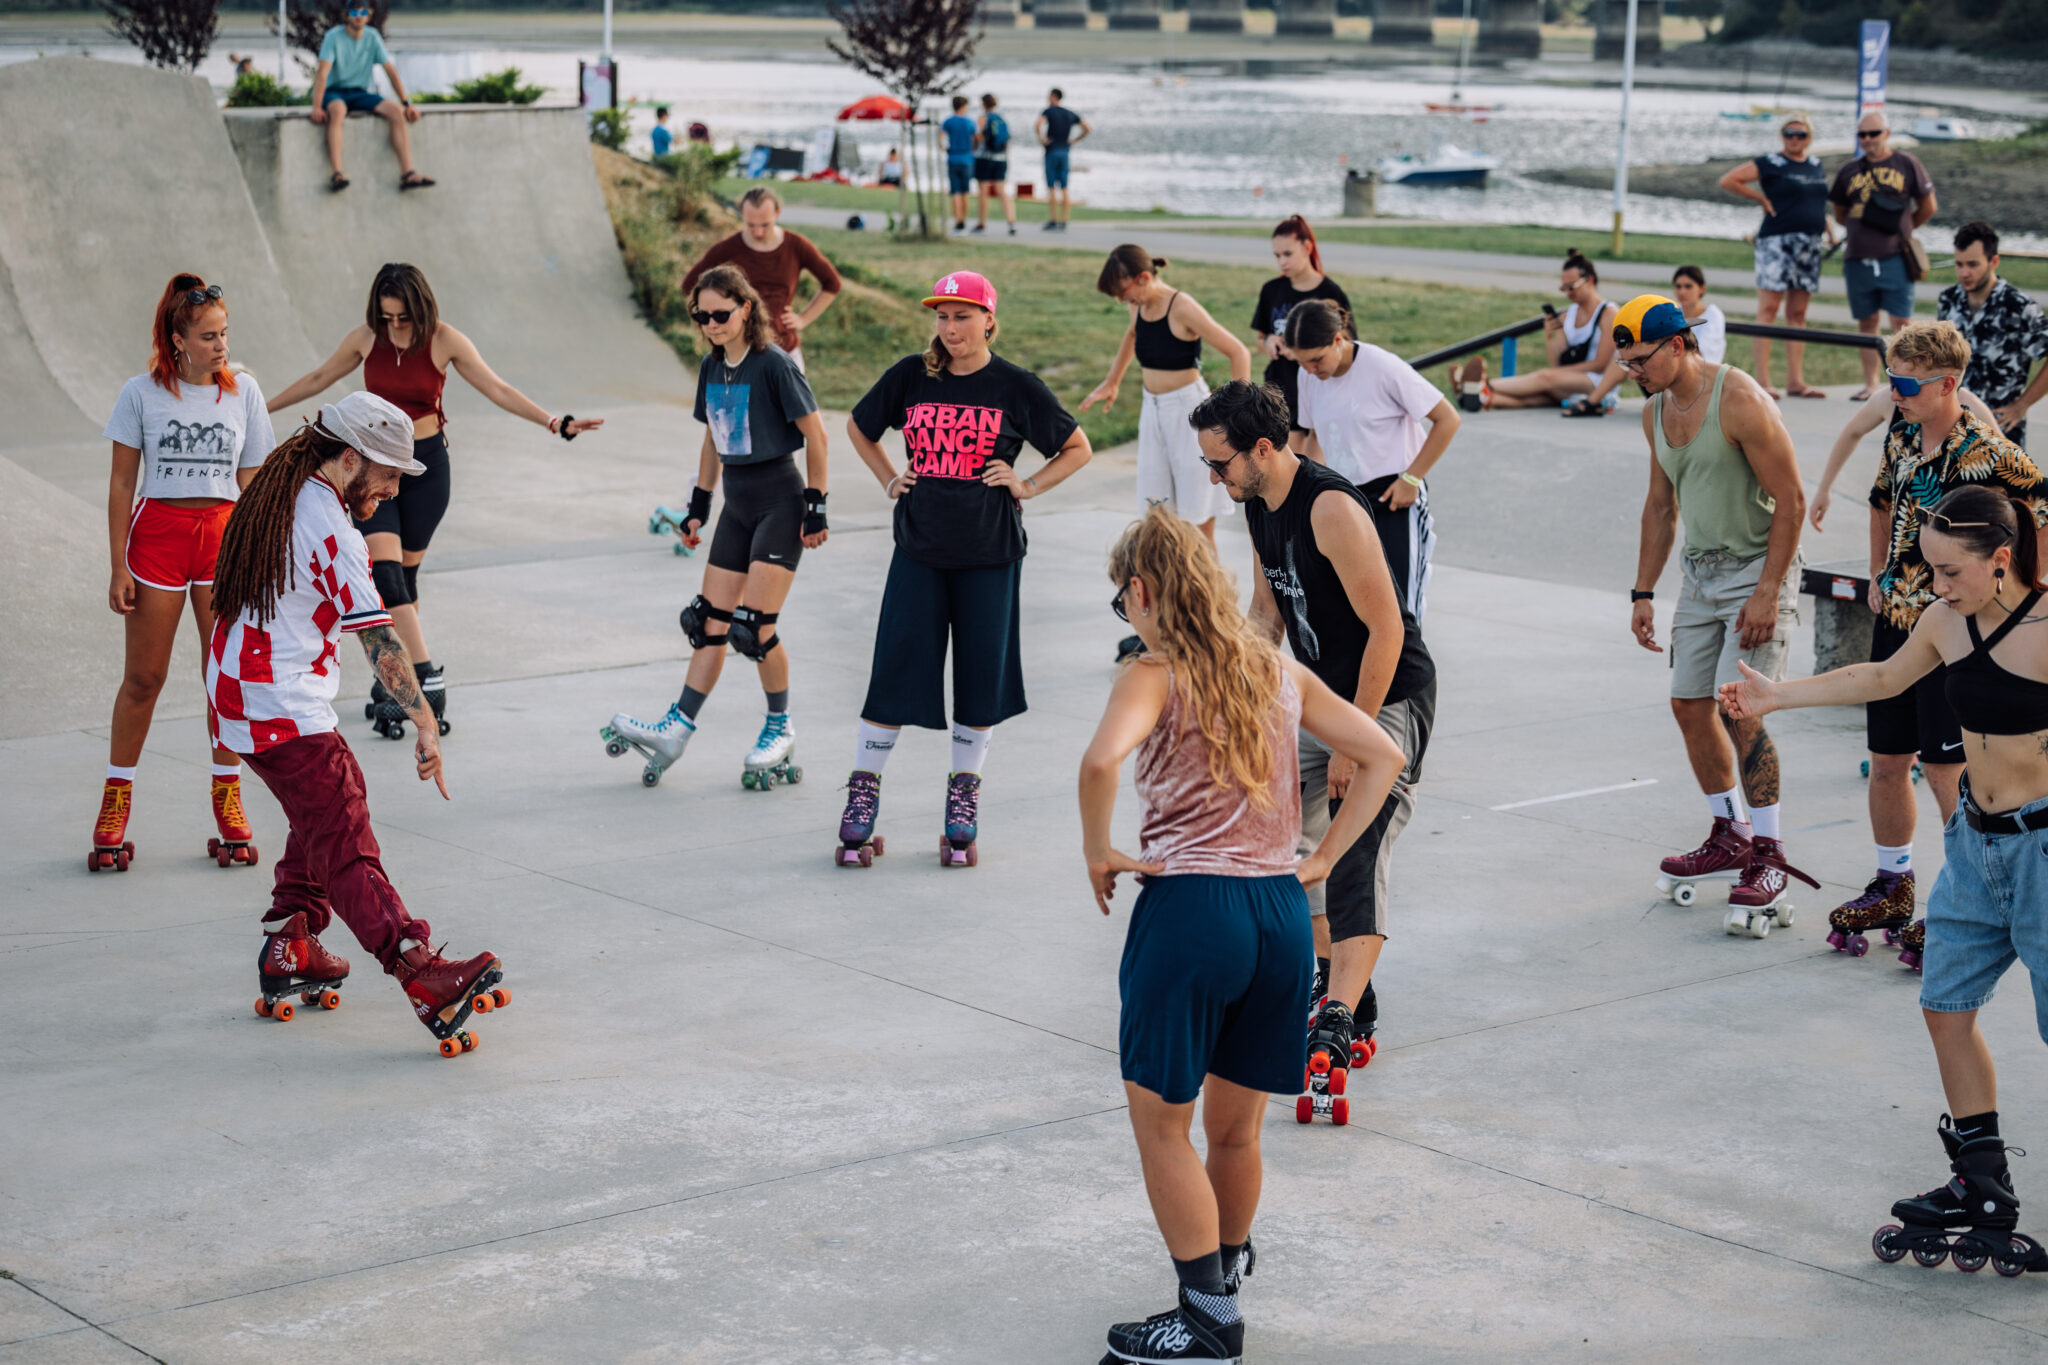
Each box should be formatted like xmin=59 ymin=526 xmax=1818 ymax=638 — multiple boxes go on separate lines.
xmin=1119 ymin=873 xmax=1314 ymax=1104
xmin=1044 ymin=147 xmax=1071 ymax=189
xmin=323 ymin=87 xmax=387 ymax=116
xmin=860 ymin=549 xmax=1025 ymax=730
xmin=947 ymin=157 xmax=974 ymax=196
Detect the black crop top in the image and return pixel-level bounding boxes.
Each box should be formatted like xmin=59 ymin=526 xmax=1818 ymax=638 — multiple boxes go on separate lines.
xmin=1134 ymin=291 xmax=1203 ymax=371
xmin=1945 ymin=591 xmax=2048 ymax=735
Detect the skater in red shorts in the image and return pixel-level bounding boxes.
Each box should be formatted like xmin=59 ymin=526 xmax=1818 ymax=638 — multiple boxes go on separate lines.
xmin=93 ymin=273 xmax=279 ymax=872
xmin=207 ymin=393 xmax=507 ymax=1056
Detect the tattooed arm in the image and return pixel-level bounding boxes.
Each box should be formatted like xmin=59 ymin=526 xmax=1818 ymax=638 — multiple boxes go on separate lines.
xmin=358 ymin=626 xmax=448 ymax=798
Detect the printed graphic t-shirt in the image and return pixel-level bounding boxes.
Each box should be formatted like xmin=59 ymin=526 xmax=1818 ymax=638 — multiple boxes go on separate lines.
xmin=1294 ymin=342 xmax=1444 ymax=486
xmin=208 ymin=474 xmax=393 ymax=754
xmin=1829 ymin=151 xmax=1934 ymax=262
xmin=318 ymin=24 xmax=390 ymax=91
xmin=692 ymin=344 xmax=817 ymax=465
xmin=104 ymin=371 xmax=277 ymax=502
xmin=1040 ymin=105 xmax=1082 ymax=148
xmin=851 ymin=353 xmax=1079 ymax=570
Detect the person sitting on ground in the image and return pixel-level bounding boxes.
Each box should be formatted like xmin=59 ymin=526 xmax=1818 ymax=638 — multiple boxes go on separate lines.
xmin=308 ymin=5 xmax=432 ymax=193
xmin=1719 ymin=113 xmax=1835 ymax=399
xmin=1572 ymin=265 xmax=1727 ymax=416
xmin=651 ymin=106 xmax=673 ymax=158
xmin=1453 ymin=249 xmax=1616 ymax=410
xmin=877 ymin=147 xmax=904 ymax=187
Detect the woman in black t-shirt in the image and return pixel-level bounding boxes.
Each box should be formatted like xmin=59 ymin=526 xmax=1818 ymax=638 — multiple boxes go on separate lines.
xmin=602 ymin=266 xmax=830 ymax=791
xmin=1250 ymin=215 xmax=1351 ymax=432
xmin=835 ymin=270 xmax=1092 ymax=869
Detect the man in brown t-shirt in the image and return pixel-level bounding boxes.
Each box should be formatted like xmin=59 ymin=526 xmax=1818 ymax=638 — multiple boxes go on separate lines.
xmin=1830 ymin=110 xmax=1937 ymax=399
xmin=682 ymin=186 xmax=843 ymax=371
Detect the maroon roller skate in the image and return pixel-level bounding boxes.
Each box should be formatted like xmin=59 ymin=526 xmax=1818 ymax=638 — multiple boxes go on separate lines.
xmin=87 ymin=778 xmax=135 ymax=873
xmin=207 ymin=774 xmax=259 ymax=868
xmin=1828 ymin=870 xmax=1915 ymax=957
xmin=1654 ymin=816 xmax=1751 ymax=907
xmin=1897 ymin=919 xmax=1927 ymax=973
xmin=940 ymin=771 xmax=980 ymax=868
xmin=1297 ymin=999 xmax=1354 ymax=1126
xmin=835 ymin=769 xmax=885 ymax=867
xmin=1723 ymin=837 xmax=1820 ymax=938
xmin=254 ymin=912 xmax=350 ymax=1020
xmin=391 ymin=922 xmax=509 ymax=1058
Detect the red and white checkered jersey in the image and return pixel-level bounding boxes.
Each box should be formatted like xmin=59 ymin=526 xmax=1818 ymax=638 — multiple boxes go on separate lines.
xmin=206 ymin=473 xmax=391 ymax=754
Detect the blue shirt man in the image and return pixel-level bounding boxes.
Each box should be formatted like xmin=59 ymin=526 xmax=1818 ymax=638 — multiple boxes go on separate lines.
xmin=941 ymin=97 xmax=978 ymax=222
xmin=310 ymin=9 xmax=431 ymax=190
xmin=652 ymin=107 xmax=673 ymax=158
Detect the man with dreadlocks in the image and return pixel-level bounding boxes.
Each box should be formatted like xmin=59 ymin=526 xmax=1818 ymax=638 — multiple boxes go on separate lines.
xmin=207 ymin=393 xmax=508 ymax=1057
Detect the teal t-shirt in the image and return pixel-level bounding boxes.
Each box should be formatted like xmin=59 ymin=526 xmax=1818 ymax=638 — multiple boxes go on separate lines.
xmin=319 ymin=25 xmax=390 ymax=91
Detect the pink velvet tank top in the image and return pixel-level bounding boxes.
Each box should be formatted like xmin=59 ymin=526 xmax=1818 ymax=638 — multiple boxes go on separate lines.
xmin=1134 ymin=662 xmax=1303 ymax=877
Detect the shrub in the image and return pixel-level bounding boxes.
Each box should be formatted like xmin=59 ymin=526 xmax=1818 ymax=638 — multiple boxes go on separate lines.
xmin=653 ymin=143 xmax=744 ymax=211
xmin=415 ymin=66 xmax=546 ymax=106
xmin=224 ymin=69 xmax=306 ymax=107
xmin=588 ymin=106 xmax=631 ymax=151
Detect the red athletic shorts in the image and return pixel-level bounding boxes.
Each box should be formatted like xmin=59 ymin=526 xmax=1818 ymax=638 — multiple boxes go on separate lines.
xmin=127 ymin=498 xmax=232 ymax=591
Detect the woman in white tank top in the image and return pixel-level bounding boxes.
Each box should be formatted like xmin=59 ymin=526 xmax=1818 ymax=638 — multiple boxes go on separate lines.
xmin=1467 ymin=249 xmax=1619 ymax=410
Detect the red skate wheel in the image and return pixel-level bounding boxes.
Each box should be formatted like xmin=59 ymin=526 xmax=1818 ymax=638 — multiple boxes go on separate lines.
xmin=245 ymin=846 xmax=259 ymax=868
xmin=208 ymin=838 xmax=221 ymax=856
xmin=1309 ymin=1050 xmax=1331 ymax=1076
xmin=490 ymin=988 xmax=509 ymax=1008
xmin=1331 ymin=1097 xmax=1350 ymax=1126
xmin=439 ymin=1037 xmax=461 ymax=1058
xmin=1296 ymin=1094 xmax=1314 ymax=1124
xmin=115 ymin=849 xmax=131 ymax=871
xmin=217 ymin=849 xmax=231 ymax=867
xmin=273 ymin=1000 xmax=294 ymax=1021
xmin=871 ymin=836 xmax=885 ymax=857
xmin=471 ymin=994 xmax=493 ymax=1014
xmin=125 ymin=842 xmax=135 ymax=859
xmin=320 ymin=990 xmax=341 ymax=1010
xmin=859 ymin=847 xmax=873 ymax=868
xmin=88 ymin=852 xmax=99 ymax=872
xmin=255 ymin=998 xmax=270 ymax=1018
xmin=1328 ymin=1067 xmax=1347 ymax=1096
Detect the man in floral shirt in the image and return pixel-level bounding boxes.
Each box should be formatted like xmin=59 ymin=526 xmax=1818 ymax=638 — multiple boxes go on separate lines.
xmin=1938 ymin=221 xmax=2048 ymax=450
xmin=1844 ymin=322 xmax=2048 ymax=950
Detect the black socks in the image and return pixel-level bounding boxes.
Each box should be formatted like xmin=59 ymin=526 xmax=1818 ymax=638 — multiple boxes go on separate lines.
xmin=765 ymin=688 xmax=789 ymax=713
xmin=1171 ymin=1250 xmax=1225 ymax=1297
xmin=1219 ymin=1240 xmax=1247 ymax=1281
xmin=1955 ymin=1111 xmax=2001 ymax=1142
xmin=676 ymin=686 xmax=709 ymax=721
xmin=1355 ymin=980 xmax=1378 ymax=1030
xmin=413 ymin=660 xmax=433 ymax=681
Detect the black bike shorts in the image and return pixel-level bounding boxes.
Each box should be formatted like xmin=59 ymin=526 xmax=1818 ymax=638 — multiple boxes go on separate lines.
xmin=707 ymin=456 xmax=805 ymax=574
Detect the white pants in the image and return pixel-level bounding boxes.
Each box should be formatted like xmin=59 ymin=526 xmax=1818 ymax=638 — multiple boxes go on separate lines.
xmin=1135 ymin=380 xmax=1233 ymax=524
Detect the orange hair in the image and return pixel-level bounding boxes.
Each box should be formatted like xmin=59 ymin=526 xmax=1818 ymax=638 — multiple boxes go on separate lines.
xmin=149 ymin=272 xmax=238 ymax=400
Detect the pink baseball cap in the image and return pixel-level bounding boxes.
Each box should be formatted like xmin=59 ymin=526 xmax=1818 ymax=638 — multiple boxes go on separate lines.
xmin=922 ymin=270 xmax=997 ymax=313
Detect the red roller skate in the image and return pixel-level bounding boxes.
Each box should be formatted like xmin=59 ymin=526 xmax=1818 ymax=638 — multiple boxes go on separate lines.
xmin=1723 ymin=837 xmax=1820 ymax=938
xmin=254 ymin=912 xmax=350 ymax=1020
xmin=207 ymin=773 xmax=259 ymax=868
xmin=1654 ymin=816 xmax=1751 ymax=907
xmin=87 ymin=779 xmax=135 ymax=872
xmin=392 ymin=923 xmax=509 ymax=1058
xmin=1297 ymin=999 xmax=1355 ymax=1126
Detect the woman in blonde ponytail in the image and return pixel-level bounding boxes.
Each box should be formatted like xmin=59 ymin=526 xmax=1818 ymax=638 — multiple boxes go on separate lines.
xmin=1077 ymin=505 xmax=1402 ymax=1360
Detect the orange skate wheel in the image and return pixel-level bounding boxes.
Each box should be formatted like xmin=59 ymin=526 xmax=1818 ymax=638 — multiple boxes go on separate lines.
xmin=1331 ymin=1097 xmax=1350 ymax=1126
xmin=1309 ymin=1049 xmax=1331 ymax=1076
xmin=273 ymin=1000 xmax=294 ymax=1021
xmin=255 ymin=997 xmax=270 ymax=1017
xmin=439 ymin=1037 xmax=460 ymax=1058
xmin=320 ymin=990 xmax=341 ymax=1010
xmin=471 ymin=993 xmax=494 ymax=1013
xmin=490 ymin=988 xmax=509 ymax=1008
xmin=461 ymin=1032 xmax=479 ymax=1052
xmin=1328 ymin=1067 xmax=1347 ymax=1096
xmin=1296 ymin=1094 xmax=1314 ymax=1124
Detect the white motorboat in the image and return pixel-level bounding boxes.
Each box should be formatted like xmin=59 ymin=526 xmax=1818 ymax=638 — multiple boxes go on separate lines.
xmin=1378 ymin=144 xmax=1497 ymax=187
xmin=1910 ymin=115 xmax=1979 ymax=142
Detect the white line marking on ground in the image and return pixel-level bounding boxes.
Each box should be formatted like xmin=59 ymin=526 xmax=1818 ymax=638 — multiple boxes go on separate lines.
xmin=1491 ymin=779 xmax=1658 ymax=811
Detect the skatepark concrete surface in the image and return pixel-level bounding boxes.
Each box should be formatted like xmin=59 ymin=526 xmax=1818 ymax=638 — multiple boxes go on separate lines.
xmin=6 ymin=53 xmax=2048 ymax=1365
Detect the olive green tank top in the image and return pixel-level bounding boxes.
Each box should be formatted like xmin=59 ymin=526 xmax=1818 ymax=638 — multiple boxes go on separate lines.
xmin=1654 ymin=365 xmax=1775 ymax=560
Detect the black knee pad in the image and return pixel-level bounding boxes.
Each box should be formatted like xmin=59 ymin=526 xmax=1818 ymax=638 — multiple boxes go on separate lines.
xmin=679 ymin=595 xmax=733 ymax=650
xmin=728 ymin=606 xmax=782 ymax=660
xmin=402 ymin=563 xmax=420 ymax=604
xmin=371 ymin=559 xmax=412 ymax=609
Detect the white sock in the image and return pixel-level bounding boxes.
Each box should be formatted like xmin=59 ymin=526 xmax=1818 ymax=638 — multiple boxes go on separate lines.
xmin=1877 ymin=842 xmax=1913 ymax=875
xmin=107 ymin=764 xmax=137 ymax=782
xmin=211 ymin=762 xmax=242 ymax=779
xmin=854 ymin=720 xmax=898 ymax=776
xmin=1748 ymin=803 xmax=1780 ymax=840
xmin=1705 ymin=787 xmax=1744 ymax=823
xmin=950 ymin=722 xmax=991 ymax=776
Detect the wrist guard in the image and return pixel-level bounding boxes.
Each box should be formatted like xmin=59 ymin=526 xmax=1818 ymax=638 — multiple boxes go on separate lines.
xmin=802 ymin=488 xmax=828 ymax=536
xmin=687 ymin=486 xmax=714 ymax=530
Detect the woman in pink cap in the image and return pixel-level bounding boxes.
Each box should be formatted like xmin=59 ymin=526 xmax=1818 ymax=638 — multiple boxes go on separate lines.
xmin=834 ymin=270 xmax=1093 ymax=869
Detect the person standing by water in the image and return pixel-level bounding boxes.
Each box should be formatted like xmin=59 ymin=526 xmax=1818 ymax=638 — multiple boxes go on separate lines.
xmin=942 ymin=96 xmax=978 ymax=236
xmin=1080 ymin=507 xmax=1404 ymax=1364
xmin=1719 ymin=113 xmax=1835 ymax=400
xmin=683 ymin=187 xmax=843 ymax=373
xmin=1250 ymin=215 xmax=1350 ymax=441
xmin=1831 ymin=109 xmax=1938 ymax=402
xmin=650 ymin=106 xmax=673 ymax=158
xmin=1939 ymin=220 xmax=2048 ymax=451
xmin=1034 ymin=88 xmax=1089 ymax=232
xmin=971 ymin=92 xmax=1016 ymax=237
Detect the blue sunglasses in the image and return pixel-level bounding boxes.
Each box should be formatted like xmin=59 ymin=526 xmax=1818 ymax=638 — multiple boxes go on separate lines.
xmin=1887 ymin=369 xmax=1954 ymax=397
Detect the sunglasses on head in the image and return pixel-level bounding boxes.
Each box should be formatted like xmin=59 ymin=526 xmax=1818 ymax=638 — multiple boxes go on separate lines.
xmin=1917 ymin=506 xmax=2014 ymax=540
xmin=1887 ymin=368 xmax=1953 ymax=397
xmin=691 ymin=307 xmax=737 ymax=326
xmin=184 ymin=283 xmax=224 ymax=306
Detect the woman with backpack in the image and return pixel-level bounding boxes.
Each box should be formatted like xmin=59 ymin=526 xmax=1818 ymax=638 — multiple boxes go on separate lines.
xmin=973 ymin=93 xmax=1016 ymax=237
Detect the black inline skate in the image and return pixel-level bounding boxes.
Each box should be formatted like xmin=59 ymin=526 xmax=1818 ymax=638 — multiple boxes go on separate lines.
xmin=1872 ymin=1115 xmax=2048 ymax=1276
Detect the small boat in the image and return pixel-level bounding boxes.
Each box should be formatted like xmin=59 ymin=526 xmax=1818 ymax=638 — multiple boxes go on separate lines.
xmin=1719 ymin=110 xmax=1774 ymax=121
xmin=1911 ymin=115 xmax=1978 ymax=142
xmin=1378 ymin=144 xmax=1496 ymax=187
xmin=1425 ymin=101 xmax=1494 ymax=114
xmin=1424 ymin=0 xmax=1494 ymax=118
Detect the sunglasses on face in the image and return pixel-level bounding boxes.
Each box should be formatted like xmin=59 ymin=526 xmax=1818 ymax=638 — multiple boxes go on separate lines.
xmin=1782 ymin=129 xmax=1810 ymax=139
xmin=1857 ymin=130 xmax=1885 ymax=139
xmin=1111 ymin=585 xmax=1130 ymax=622
xmin=1887 ymin=369 xmax=1953 ymax=397
xmin=691 ymin=307 xmax=737 ymax=326
xmin=1619 ymin=335 xmax=1679 ymax=373
xmin=347 ymin=8 xmax=370 ymax=15
xmin=184 ymin=284 xmax=224 ymax=306
xmin=1917 ymin=506 xmax=2014 ymax=540
xmin=1201 ymin=448 xmax=1244 ymax=478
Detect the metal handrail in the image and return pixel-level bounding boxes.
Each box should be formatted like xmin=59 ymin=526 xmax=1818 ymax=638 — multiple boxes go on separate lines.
xmin=1405 ymin=316 xmax=1546 ymax=371
xmin=1407 ymin=315 xmax=1886 ymax=371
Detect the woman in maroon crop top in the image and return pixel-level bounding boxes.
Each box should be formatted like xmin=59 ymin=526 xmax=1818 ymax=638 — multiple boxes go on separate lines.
xmin=269 ymin=264 xmax=603 ymax=736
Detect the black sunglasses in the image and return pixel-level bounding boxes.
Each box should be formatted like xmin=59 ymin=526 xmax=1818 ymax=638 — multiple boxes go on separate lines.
xmin=1619 ymin=334 xmax=1680 ymax=373
xmin=184 ymin=284 xmax=224 ymax=306
xmin=1857 ymin=129 xmax=1885 ymax=139
xmin=1201 ymin=448 xmax=1244 ymax=478
xmin=1917 ymin=506 xmax=2014 ymax=540
xmin=1782 ymin=129 xmax=1810 ymax=139
xmin=691 ymin=307 xmax=737 ymax=326
xmin=1111 ymin=584 xmax=1130 ymax=622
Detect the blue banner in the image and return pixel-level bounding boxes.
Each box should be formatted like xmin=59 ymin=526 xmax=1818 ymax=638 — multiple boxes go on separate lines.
xmin=1858 ymin=20 xmax=1890 ymax=119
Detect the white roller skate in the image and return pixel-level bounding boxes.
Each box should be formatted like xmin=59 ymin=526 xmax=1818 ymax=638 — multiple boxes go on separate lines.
xmin=600 ymin=705 xmax=696 ymax=788
xmin=741 ymin=712 xmax=801 ymax=791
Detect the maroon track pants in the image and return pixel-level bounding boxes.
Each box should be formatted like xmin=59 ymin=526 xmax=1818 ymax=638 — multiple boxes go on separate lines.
xmin=245 ymin=730 xmax=415 ymax=972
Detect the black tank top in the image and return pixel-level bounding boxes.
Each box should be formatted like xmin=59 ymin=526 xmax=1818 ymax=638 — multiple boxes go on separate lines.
xmin=1946 ymin=591 xmax=2048 ymax=735
xmin=1134 ymin=291 xmax=1203 ymax=371
xmin=1243 ymin=456 xmax=1435 ymax=704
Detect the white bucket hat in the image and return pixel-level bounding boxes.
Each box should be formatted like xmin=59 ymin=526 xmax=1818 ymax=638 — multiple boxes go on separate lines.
xmin=316 ymin=392 xmax=422 ymax=473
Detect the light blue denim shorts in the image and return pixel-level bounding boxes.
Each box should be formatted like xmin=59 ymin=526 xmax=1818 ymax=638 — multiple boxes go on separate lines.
xmin=1920 ymin=785 xmax=2048 ymax=1044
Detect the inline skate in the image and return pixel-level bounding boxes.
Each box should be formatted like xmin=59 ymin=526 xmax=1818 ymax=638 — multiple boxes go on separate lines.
xmin=1872 ymin=1115 xmax=2048 ymax=1276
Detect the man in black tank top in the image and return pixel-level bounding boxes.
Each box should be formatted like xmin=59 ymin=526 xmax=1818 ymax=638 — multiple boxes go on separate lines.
xmin=1188 ymin=380 xmax=1435 ymax=1074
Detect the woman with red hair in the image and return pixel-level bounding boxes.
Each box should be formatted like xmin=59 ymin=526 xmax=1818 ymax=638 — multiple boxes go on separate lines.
xmin=92 ymin=273 xmax=278 ymax=872
xmin=1250 ymin=215 xmax=1350 ymax=433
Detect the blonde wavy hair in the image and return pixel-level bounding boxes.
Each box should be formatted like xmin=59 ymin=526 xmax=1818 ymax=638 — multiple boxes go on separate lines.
xmin=1108 ymin=506 xmax=1284 ymax=808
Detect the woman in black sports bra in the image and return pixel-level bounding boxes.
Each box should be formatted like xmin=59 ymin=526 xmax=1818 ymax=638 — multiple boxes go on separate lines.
xmin=1721 ymin=484 xmax=2048 ymax=1278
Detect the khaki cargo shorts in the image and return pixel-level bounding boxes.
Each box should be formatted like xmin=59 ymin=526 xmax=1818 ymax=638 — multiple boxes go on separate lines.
xmin=1669 ymin=550 xmax=1799 ymax=700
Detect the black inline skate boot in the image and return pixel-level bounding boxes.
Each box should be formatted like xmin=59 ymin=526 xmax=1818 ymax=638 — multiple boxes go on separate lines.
xmin=1100 ymin=1286 xmax=1242 ymax=1363
xmin=1872 ymin=1115 xmax=2048 ymax=1275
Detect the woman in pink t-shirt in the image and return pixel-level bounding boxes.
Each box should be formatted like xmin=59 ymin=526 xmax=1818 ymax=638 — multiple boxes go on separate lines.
xmin=1077 ymin=506 xmax=1402 ymax=1360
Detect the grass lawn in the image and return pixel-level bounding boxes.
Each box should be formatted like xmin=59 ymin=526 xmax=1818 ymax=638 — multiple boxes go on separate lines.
xmin=714 ymin=176 xmax=1200 ymax=227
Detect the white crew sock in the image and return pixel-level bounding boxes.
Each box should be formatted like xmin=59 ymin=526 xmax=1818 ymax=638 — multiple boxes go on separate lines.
xmin=854 ymin=720 xmax=898 ymax=776
xmin=950 ymin=722 xmax=991 ymax=776
xmin=1705 ymin=787 xmax=1745 ymax=824
xmin=1877 ymin=842 xmax=1913 ymax=875
xmin=107 ymin=764 xmax=137 ymax=782
xmin=1748 ymin=803 xmax=1781 ymax=840
xmin=211 ymin=762 xmax=242 ymax=779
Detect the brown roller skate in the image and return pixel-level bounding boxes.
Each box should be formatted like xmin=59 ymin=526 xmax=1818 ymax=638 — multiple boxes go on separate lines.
xmin=1655 ymin=816 xmax=1751 ymax=906
xmin=1897 ymin=919 xmax=1927 ymax=973
xmin=392 ymin=923 xmax=509 ymax=1058
xmin=1828 ymin=870 xmax=1915 ymax=958
xmin=255 ymin=912 xmax=350 ymax=1020
xmin=87 ymin=779 xmax=135 ymax=872
xmin=207 ymin=774 xmax=259 ymax=868
xmin=1723 ymin=837 xmax=1821 ymax=939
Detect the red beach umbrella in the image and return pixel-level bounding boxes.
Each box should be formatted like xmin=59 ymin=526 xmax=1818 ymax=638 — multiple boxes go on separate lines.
xmin=837 ymin=94 xmax=909 ymax=122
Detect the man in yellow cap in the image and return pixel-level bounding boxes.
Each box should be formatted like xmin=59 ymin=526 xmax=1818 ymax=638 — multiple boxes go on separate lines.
xmin=1622 ymin=294 xmax=1819 ymax=937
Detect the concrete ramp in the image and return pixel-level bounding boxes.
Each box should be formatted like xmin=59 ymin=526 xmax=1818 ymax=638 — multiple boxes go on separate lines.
xmin=0 ymin=58 xmax=317 ymax=426
xmin=227 ymin=104 xmax=686 ymax=412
